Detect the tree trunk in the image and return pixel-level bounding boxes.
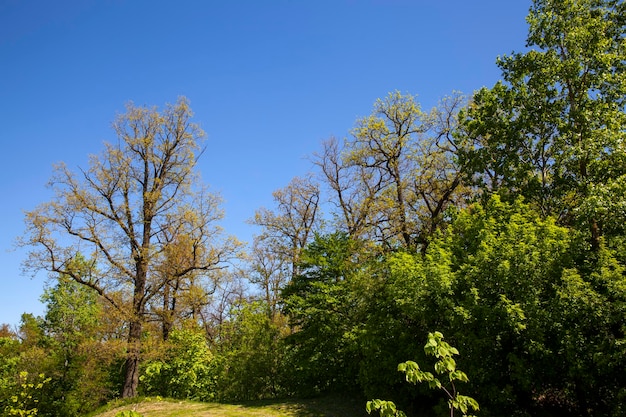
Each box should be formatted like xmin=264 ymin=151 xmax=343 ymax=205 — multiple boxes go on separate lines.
xmin=121 ymin=320 xmax=142 ymax=398
xmin=122 ymin=259 xmax=147 ymax=398
xmin=590 ymin=218 xmax=601 ymax=251
xmin=162 ymin=281 xmax=172 ymax=341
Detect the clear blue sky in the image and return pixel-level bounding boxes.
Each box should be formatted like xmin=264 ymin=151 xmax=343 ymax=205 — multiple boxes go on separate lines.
xmin=0 ymin=0 xmax=530 ymax=326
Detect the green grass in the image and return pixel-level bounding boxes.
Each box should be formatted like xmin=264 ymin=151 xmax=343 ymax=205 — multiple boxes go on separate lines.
xmin=90 ymin=395 xmax=369 ymax=417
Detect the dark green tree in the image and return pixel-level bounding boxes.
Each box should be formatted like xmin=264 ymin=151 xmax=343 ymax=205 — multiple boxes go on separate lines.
xmin=282 ymin=233 xmax=371 ymax=396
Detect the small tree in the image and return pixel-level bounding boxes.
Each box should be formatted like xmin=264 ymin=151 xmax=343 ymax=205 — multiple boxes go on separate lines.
xmin=367 ymin=332 xmax=479 ymax=417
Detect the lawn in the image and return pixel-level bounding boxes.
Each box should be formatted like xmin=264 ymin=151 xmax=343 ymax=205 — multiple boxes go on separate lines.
xmin=91 ymin=396 xmax=369 ymax=417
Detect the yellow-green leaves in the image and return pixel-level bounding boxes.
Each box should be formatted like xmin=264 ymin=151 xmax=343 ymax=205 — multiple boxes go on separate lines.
xmin=5 ymin=371 xmax=50 ymax=417
xmin=21 ymin=97 xmax=238 ymax=398
xmin=366 ymin=398 xmax=407 ymax=417
xmin=317 ymin=91 xmax=470 ymax=252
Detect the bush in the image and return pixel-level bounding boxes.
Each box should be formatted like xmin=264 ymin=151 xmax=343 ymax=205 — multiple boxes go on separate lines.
xmin=140 ymin=328 xmax=217 ymax=401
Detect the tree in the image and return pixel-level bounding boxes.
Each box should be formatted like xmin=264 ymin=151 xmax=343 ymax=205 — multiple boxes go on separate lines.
xmin=0 ymin=315 xmax=57 ymax=417
xmin=21 ymin=97 xmax=240 ymax=398
xmin=247 ymin=236 xmax=290 ymax=318
xmin=315 ymin=92 xmax=470 ymax=252
xmin=152 ymin=216 xmax=228 ymax=340
xmin=250 ymin=175 xmax=321 ymax=279
xmin=0 ymin=325 xmax=14 ymax=339
xmin=373 ymin=195 xmax=626 ymax=415
xmin=39 ymin=267 xmax=107 ymax=415
xmin=0 ymin=331 xmax=21 ymax=415
xmin=461 ymin=0 xmax=626 ymax=246
xmin=32 ymin=257 xmax=129 ymax=415
xmin=314 ymin=136 xmax=379 ymax=241
xmin=141 ymin=328 xmax=217 ymax=401
xmin=282 ymin=232 xmax=371 ymax=396
xmin=41 ymin=256 xmax=101 ymax=352
xmin=214 ymin=300 xmax=289 ymax=401
xmin=199 ymin=268 xmax=247 ymax=344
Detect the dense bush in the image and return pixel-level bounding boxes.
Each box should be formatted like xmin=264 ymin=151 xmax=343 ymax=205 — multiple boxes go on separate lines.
xmin=213 ymin=301 xmax=289 ymax=401
xmin=140 ymin=328 xmax=218 ymax=401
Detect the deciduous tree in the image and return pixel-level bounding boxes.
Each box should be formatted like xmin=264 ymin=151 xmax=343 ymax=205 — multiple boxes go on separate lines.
xmin=247 ymin=236 xmax=290 ymax=318
xmin=462 ymin=0 xmax=626 ymax=246
xmin=282 ymin=232 xmax=371 ymax=396
xmin=251 ymin=175 xmax=321 ymax=279
xmin=315 ymin=92 xmax=470 ymax=252
xmin=20 ymin=97 xmax=239 ymax=397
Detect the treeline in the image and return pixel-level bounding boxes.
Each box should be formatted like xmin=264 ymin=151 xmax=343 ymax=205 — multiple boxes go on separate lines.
xmin=2 ymin=0 xmax=626 ymax=416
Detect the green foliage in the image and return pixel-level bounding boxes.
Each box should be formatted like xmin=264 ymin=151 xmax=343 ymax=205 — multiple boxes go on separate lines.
xmin=6 ymin=2 xmax=626 ymax=415
xmin=3 ymin=371 xmax=50 ymax=417
xmin=41 ymin=273 xmax=101 ymax=350
xmin=0 ymin=316 xmax=58 ymax=417
xmin=39 ymin=272 xmax=117 ymax=416
xmin=18 ymin=263 xmax=126 ymax=417
xmin=366 ymin=399 xmax=407 ymax=417
xmin=282 ymin=233 xmax=370 ymax=396
xmin=0 ymin=337 xmax=20 ymax=409
xmin=368 ymin=195 xmax=626 ymax=415
xmin=140 ymin=328 xmax=217 ymax=401
xmin=548 ymin=245 xmax=626 ymax=414
xmin=368 ymin=332 xmax=478 ymax=417
xmin=214 ymin=300 xmax=289 ymax=401
xmin=400 ymin=332 xmax=479 ymax=417
xmin=461 ymin=0 xmax=626 ymax=244
xmin=0 ymin=285 xmax=124 ymax=417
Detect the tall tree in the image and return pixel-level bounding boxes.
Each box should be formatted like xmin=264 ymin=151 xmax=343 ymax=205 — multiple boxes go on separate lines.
xmin=462 ymin=0 xmax=626 ymax=245
xmin=315 ymin=136 xmax=380 ymax=242
xmin=247 ymin=236 xmax=290 ymax=318
xmin=251 ymin=175 xmax=321 ymax=279
xmin=315 ymin=92 xmax=470 ymax=252
xmin=21 ymin=98 xmax=240 ymax=397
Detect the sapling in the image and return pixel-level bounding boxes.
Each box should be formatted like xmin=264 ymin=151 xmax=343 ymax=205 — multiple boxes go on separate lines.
xmin=367 ymin=331 xmax=479 ymax=417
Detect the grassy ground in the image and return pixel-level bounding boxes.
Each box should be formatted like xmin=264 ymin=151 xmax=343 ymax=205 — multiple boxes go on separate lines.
xmin=91 ymin=396 xmax=370 ymax=417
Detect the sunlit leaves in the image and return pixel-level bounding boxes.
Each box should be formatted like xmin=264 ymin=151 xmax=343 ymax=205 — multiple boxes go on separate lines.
xmin=21 ymin=97 xmax=237 ymax=398
xmin=366 ymin=399 xmax=407 ymax=417
xmin=316 ymin=91 xmax=470 ymax=251
xmin=4 ymin=371 xmax=50 ymax=417
xmin=140 ymin=328 xmax=217 ymax=401
xmin=462 ymin=0 xmax=626 ymax=241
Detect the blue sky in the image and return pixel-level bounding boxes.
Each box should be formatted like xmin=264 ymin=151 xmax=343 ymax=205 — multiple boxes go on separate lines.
xmin=0 ymin=0 xmax=530 ymax=326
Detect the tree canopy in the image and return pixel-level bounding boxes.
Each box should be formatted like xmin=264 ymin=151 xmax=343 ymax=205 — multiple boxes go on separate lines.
xmin=20 ymin=97 xmax=240 ymax=398
xmin=6 ymin=1 xmax=626 ymax=416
